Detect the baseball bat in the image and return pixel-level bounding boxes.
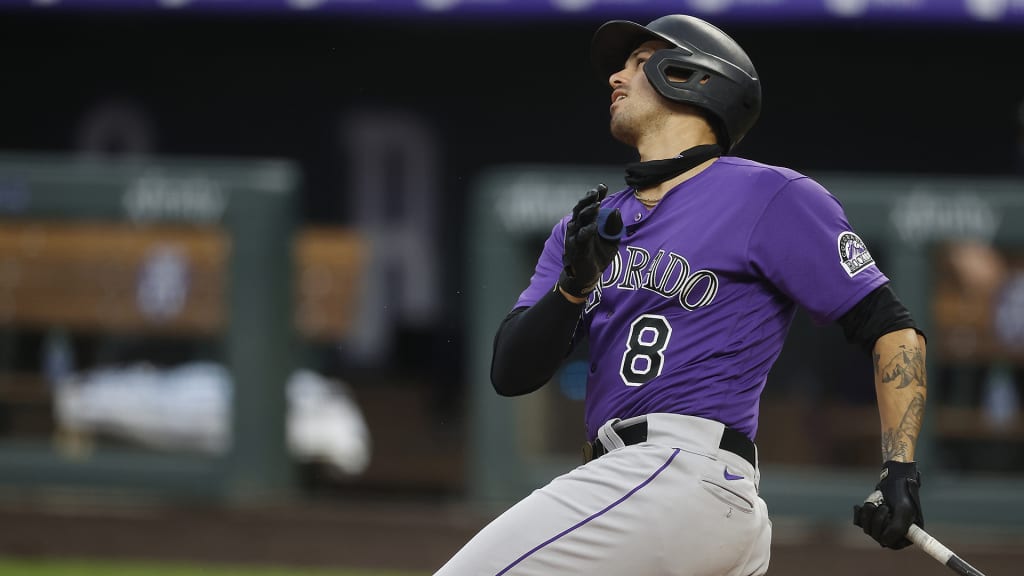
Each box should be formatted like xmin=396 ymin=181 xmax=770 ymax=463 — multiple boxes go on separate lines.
xmin=908 ymin=524 xmax=988 ymax=576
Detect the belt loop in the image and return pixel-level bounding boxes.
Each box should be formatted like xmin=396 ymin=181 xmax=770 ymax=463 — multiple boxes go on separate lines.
xmin=596 ymin=418 xmax=625 ymax=452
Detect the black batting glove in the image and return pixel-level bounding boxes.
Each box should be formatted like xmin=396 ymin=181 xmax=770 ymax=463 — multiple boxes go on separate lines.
xmin=853 ymin=460 xmax=924 ymax=549
xmin=558 ymin=184 xmax=624 ymax=299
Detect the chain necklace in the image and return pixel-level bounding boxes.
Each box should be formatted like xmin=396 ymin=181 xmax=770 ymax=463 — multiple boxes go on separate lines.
xmin=633 ymin=190 xmax=661 ymax=208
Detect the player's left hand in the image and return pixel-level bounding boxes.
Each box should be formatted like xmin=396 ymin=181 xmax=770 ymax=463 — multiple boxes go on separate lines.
xmin=853 ymin=460 xmax=924 ymax=549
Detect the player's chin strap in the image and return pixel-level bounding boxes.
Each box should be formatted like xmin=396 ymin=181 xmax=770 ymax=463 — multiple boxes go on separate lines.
xmin=624 ymin=144 xmax=723 ymax=190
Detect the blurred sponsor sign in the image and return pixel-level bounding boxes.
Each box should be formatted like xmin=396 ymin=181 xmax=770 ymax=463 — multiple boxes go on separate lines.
xmin=4 ymin=0 xmax=1024 ymax=23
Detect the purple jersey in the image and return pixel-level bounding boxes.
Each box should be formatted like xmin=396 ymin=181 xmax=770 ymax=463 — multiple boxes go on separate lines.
xmin=514 ymin=157 xmax=888 ymax=441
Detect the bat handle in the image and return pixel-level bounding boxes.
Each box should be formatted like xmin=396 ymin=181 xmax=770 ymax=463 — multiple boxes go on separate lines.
xmin=907 ymin=525 xmax=988 ymax=576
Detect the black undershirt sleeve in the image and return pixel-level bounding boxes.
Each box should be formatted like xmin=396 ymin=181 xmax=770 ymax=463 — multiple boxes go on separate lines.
xmin=838 ymin=283 xmax=924 ymax=352
xmin=490 ymin=288 xmax=586 ymax=396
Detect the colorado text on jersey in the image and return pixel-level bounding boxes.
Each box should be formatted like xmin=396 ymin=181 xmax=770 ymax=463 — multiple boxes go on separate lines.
xmin=584 ymin=246 xmax=718 ymax=313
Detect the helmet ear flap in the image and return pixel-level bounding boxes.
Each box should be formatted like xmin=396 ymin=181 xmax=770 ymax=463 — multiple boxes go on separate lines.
xmin=643 ymin=55 xmax=726 ymax=149
xmin=643 ymin=47 xmax=759 ymax=151
xmin=643 ymin=50 xmax=719 ymax=110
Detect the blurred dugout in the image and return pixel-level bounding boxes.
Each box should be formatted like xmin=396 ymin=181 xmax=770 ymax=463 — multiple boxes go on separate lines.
xmin=0 ymin=153 xmax=369 ymax=501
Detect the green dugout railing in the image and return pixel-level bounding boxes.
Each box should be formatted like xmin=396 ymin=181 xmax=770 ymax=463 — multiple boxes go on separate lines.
xmin=0 ymin=153 xmax=298 ymax=503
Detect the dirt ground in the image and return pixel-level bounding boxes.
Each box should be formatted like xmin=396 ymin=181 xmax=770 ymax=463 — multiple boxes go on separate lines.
xmin=0 ymin=495 xmax=1020 ymax=576
xmin=1 ymin=387 xmax=1019 ymax=575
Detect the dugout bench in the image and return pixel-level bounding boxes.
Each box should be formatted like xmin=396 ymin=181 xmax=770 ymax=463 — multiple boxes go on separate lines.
xmin=0 ymin=153 xmax=365 ymax=503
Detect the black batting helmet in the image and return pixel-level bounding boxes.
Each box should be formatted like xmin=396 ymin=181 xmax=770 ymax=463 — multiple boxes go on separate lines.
xmin=591 ymin=14 xmax=762 ymax=151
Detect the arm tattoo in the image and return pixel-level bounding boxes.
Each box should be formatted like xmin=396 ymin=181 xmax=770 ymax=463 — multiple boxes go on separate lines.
xmin=876 ymin=341 xmax=927 ymax=461
xmin=878 ymin=344 xmax=925 ymax=389
xmin=881 ymin=392 xmax=925 ymax=461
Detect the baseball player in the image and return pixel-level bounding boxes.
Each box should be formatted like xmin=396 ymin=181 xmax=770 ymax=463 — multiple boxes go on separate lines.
xmin=436 ymin=14 xmax=926 ymax=576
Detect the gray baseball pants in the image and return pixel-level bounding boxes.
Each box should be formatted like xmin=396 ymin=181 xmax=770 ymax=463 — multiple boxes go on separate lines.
xmin=435 ymin=413 xmax=772 ymax=575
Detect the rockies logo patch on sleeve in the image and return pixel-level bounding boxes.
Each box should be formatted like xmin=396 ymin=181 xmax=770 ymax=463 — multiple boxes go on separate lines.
xmin=837 ymin=231 xmax=875 ymax=277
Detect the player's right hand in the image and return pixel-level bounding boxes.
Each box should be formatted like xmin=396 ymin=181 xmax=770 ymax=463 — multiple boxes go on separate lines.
xmin=558 ymin=184 xmax=624 ymax=299
xmin=853 ymin=460 xmax=924 ymax=549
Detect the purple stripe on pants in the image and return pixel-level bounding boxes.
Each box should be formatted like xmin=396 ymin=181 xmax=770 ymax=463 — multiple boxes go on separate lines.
xmin=495 ymin=448 xmax=681 ymax=576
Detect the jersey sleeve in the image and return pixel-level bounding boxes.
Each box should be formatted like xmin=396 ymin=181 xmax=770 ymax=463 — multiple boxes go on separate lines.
xmin=748 ymin=176 xmax=888 ymax=324
xmin=513 ymin=217 xmax=569 ymax=310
